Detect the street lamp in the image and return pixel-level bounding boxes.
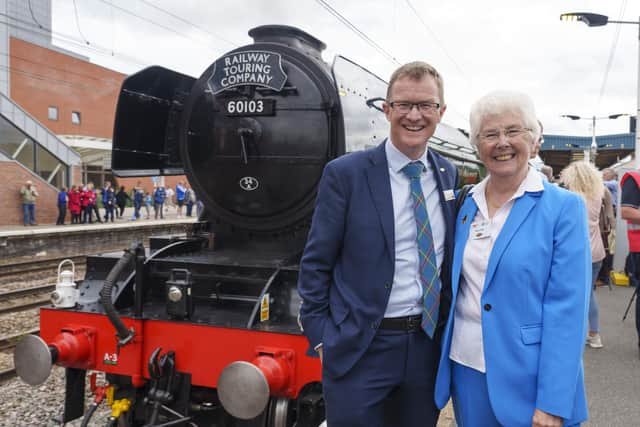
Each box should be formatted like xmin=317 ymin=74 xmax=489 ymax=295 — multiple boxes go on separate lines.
xmin=560 ymin=12 xmax=640 ymax=165
xmin=561 ymin=113 xmax=630 ymax=163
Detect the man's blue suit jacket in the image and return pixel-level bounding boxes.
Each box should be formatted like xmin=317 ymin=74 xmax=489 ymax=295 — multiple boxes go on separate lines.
xmin=434 ymin=181 xmax=590 ymax=426
xmin=298 ymin=140 xmax=458 ymax=379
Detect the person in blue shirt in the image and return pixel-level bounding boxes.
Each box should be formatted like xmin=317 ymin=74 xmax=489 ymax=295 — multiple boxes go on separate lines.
xmin=144 ymin=192 xmax=152 ymax=219
xmin=101 ymin=181 xmax=111 ymax=221
xmin=104 ymin=187 xmax=116 ymax=222
xmin=56 ymin=186 xmax=68 ymax=225
xmin=132 ymin=181 xmax=143 ymax=220
xmin=176 ymin=181 xmax=186 ymax=218
xmin=602 ymin=168 xmax=618 ymax=212
xmin=154 ymin=185 xmax=167 ymax=219
xmin=185 ymin=185 xmax=196 ymax=217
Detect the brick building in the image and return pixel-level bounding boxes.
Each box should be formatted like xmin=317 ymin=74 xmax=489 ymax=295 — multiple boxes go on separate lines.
xmin=0 ymin=0 xmax=187 ymax=226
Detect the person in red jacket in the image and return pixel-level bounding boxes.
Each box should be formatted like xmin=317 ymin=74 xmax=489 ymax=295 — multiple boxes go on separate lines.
xmin=68 ymin=185 xmax=82 ymax=224
xmin=80 ymin=184 xmax=93 ymax=223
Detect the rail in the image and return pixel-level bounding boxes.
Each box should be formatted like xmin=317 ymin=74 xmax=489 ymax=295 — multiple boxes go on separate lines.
xmin=0 ymin=328 xmax=40 ymax=352
xmin=0 ymin=284 xmax=56 ymax=315
xmin=0 ymin=256 xmax=85 ymax=277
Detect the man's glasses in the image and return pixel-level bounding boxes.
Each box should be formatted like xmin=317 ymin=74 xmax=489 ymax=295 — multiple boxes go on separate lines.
xmin=388 ymin=101 xmax=441 ymax=115
xmin=478 ymin=127 xmax=532 ymax=143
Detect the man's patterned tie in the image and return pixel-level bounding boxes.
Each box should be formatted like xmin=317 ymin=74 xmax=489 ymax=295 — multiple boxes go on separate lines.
xmin=401 ymin=161 xmax=441 ymax=338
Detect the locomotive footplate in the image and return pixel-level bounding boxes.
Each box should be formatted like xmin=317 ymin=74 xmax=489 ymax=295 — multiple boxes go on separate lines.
xmin=133 ymin=249 xmax=303 ymax=335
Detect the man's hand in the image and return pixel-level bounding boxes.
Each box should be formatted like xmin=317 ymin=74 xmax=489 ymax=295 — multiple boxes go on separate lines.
xmin=532 ymin=409 xmax=562 ymax=427
xmin=317 ymin=347 xmax=323 ymax=364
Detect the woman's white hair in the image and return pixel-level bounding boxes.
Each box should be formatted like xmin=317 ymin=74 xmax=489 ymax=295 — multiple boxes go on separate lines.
xmin=469 ymin=90 xmax=541 ymax=147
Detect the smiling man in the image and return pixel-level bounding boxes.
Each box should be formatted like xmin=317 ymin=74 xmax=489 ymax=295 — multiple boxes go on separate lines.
xmin=298 ymin=62 xmax=458 ymax=427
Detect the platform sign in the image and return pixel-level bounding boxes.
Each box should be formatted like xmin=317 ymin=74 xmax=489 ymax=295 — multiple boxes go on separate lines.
xmin=207 ymin=50 xmax=287 ymax=94
xmin=260 ymin=293 xmax=270 ymax=322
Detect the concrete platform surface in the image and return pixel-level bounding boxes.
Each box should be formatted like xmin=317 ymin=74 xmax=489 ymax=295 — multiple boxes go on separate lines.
xmin=0 ymin=206 xmax=197 ymax=236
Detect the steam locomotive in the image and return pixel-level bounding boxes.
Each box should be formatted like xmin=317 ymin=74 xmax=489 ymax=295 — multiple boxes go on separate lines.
xmin=14 ymin=25 xmax=480 ymax=426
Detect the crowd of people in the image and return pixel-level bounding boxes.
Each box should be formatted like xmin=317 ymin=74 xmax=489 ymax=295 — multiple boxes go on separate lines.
xmin=49 ymin=180 xmax=199 ymax=226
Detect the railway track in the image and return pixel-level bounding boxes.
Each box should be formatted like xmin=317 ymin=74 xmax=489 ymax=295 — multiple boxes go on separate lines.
xmin=0 ymin=283 xmax=55 ymax=301
xmin=0 ymin=329 xmax=40 ymax=383
xmin=0 ymin=256 xmax=85 ymax=278
xmin=0 ymin=328 xmax=40 ymax=352
xmin=0 ymin=298 xmax=51 ymax=315
xmin=0 ymin=284 xmax=55 ymax=315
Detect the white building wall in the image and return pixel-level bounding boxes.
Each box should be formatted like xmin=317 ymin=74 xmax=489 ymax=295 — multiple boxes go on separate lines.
xmin=8 ymin=0 xmax=52 ymax=48
xmin=0 ymin=1 xmax=9 ymax=96
xmin=0 ymin=0 xmax=52 ymax=97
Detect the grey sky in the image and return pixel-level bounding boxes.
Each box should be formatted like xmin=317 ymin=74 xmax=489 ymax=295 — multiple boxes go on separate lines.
xmin=52 ymin=0 xmax=640 ymax=137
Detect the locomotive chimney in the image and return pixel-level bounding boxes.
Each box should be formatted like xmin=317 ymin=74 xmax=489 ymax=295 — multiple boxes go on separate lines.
xmin=249 ymin=25 xmax=326 ymax=61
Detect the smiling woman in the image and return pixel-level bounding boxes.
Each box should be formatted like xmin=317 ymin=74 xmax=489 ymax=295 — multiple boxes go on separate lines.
xmin=434 ymin=90 xmax=591 ymax=427
xmin=468 ymin=92 xmax=540 ymax=211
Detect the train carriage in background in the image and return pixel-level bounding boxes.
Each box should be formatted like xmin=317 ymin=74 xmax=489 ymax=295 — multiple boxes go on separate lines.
xmin=15 ymin=25 xmax=481 ymax=427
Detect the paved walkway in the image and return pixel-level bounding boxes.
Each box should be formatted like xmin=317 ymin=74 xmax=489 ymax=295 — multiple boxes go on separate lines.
xmin=583 ymin=284 xmax=639 ymax=426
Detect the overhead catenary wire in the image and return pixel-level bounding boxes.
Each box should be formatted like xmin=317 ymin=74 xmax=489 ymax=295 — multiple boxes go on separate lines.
xmin=136 ymin=0 xmax=238 ymax=49
xmin=27 ymin=0 xmax=45 ymax=29
xmin=402 ymin=1 xmax=470 ymax=127
xmin=313 ymin=1 xmax=467 ymax=126
xmin=5 ymin=50 xmax=123 ymax=87
xmin=95 ymin=0 xmax=225 ymax=56
xmin=595 ymin=0 xmax=628 ymax=112
xmin=20 ymin=2 xmax=472 ymax=127
xmin=314 ymin=0 xmax=401 ymax=65
xmin=0 ymin=60 xmax=116 ymax=92
xmin=403 ymin=0 xmax=470 ymax=83
xmin=72 ymin=0 xmax=90 ymax=45
xmin=0 ymin=13 xmax=150 ymax=69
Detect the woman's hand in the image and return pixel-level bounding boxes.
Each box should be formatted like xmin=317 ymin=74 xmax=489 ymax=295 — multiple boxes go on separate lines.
xmin=532 ymin=409 xmax=562 ymax=427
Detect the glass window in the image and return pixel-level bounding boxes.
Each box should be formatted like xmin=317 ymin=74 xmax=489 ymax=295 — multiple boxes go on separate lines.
xmin=0 ymin=113 xmax=68 ymax=187
xmin=36 ymin=144 xmax=66 ymax=187
xmin=0 ymin=114 xmax=31 ymax=159
xmin=48 ymin=106 xmax=58 ymax=121
xmin=71 ymin=111 xmax=81 ymax=125
xmin=15 ymin=139 xmax=34 ymax=170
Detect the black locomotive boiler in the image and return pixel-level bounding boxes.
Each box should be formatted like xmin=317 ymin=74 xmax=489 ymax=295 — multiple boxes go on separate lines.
xmin=14 ymin=25 xmax=479 ymax=427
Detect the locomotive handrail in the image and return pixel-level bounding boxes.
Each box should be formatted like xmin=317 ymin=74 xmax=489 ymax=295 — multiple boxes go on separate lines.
xmin=247 ymin=267 xmax=282 ymax=329
xmin=121 ymin=88 xmax=173 ymax=105
xmin=112 ymin=147 xmax=170 ymax=159
xmin=148 ymin=271 xmax=268 ymax=286
xmin=365 ymin=97 xmax=385 ymax=112
xmin=115 ymin=238 xmax=207 ymax=314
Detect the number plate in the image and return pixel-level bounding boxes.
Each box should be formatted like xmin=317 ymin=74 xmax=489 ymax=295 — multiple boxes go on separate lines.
xmin=224 ymin=99 xmax=275 ymax=116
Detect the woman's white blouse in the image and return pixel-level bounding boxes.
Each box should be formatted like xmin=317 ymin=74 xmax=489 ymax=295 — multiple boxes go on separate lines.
xmin=449 ymin=168 xmax=544 ymax=372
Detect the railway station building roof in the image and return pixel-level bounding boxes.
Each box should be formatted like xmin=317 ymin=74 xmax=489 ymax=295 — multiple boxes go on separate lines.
xmin=539 ymin=132 xmax=636 ymax=173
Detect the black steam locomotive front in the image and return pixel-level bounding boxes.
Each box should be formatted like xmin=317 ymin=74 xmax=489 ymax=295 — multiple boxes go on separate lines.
xmin=182 ymin=26 xmax=343 ymax=233
xmin=113 ymin=25 xmax=345 ymax=246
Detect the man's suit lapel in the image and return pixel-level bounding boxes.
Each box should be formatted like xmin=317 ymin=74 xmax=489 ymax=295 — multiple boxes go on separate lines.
xmin=366 ymin=141 xmax=395 ymax=257
xmin=483 ymin=192 xmax=540 ymax=291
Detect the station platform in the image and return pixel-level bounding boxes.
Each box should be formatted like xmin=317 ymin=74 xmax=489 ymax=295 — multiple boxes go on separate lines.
xmin=0 ymin=207 xmax=197 ymax=264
